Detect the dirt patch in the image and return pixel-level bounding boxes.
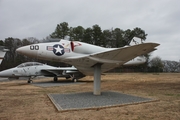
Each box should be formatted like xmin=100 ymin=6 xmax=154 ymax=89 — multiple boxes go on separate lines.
xmin=0 ymin=73 xmax=180 ymax=120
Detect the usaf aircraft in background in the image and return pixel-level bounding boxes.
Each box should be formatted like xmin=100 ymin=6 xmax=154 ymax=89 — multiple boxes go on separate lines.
xmin=16 ymin=39 xmax=159 ymax=95
xmin=0 ymin=62 xmax=84 ymax=83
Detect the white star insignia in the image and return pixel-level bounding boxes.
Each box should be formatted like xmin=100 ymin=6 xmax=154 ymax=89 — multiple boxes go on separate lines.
xmin=55 ymin=45 xmax=63 ymax=54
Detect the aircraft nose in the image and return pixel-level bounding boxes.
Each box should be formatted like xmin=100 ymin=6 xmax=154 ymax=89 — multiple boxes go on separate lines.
xmin=0 ymin=69 xmax=12 ymax=77
xmin=16 ymin=45 xmax=38 ymax=57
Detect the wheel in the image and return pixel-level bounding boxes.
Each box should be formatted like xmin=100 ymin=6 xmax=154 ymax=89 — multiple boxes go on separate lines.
xmin=27 ymin=80 xmax=33 ymax=83
xmin=73 ymin=78 xmax=78 ymax=82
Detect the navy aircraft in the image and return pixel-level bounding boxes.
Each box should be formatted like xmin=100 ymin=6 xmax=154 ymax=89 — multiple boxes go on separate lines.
xmin=0 ymin=62 xmax=84 ymax=83
xmin=16 ymin=39 xmax=159 ymax=95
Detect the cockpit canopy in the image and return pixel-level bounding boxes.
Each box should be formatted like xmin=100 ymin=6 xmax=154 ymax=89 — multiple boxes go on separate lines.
xmin=17 ymin=62 xmax=43 ymax=68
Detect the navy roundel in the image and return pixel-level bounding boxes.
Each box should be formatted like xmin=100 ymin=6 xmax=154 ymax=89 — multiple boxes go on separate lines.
xmin=53 ymin=44 xmax=65 ymax=56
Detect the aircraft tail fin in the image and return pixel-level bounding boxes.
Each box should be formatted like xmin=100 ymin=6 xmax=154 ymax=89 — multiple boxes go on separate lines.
xmin=0 ymin=46 xmax=9 ymax=64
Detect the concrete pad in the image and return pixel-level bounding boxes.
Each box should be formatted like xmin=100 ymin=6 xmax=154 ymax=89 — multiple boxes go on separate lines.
xmin=48 ymin=91 xmax=156 ymax=111
xmin=33 ymin=81 xmax=85 ymax=87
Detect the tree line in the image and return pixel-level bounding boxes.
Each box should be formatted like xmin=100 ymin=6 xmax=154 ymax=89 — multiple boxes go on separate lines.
xmin=50 ymin=22 xmax=147 ymax=47
xmin=0 ymin=22 xmax=179 ymax=72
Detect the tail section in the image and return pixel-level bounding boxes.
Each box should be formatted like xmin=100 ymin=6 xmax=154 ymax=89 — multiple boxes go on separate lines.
xmin=0 ymin=46 xmax=9 ymax=64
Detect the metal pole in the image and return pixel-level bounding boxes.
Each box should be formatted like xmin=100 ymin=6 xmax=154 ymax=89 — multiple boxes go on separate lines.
xmin=93 ymin=64 xmax=101 ymax=95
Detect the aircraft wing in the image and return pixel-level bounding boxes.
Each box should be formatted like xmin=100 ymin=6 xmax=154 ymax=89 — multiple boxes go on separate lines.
xmin=64 ymin=43 xmax=159 ymax=75
xmin=41 ymin=67 xmax=78 ymax=76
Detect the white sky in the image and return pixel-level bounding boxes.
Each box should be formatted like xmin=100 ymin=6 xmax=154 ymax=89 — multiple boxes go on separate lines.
xmin=0 ymin=0 xmax=180 ymax=61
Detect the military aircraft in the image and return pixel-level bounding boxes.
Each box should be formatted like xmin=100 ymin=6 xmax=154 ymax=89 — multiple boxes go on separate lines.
xmin=0 ymin=46 xmax=9 ymax=64
xmin=16 ymin=39 xmax=159 ymax=95
xmin=0 ymin=62 xmax=84 ymax=83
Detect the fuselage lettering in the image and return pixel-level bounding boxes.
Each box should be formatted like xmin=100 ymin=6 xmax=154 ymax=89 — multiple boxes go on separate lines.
xmin=30 ymin=45 xmax=39 ymax=50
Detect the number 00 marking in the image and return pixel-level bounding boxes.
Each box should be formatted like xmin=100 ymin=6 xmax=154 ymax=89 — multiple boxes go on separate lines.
xmin=30 ymin=45 xmax=39 ymax=50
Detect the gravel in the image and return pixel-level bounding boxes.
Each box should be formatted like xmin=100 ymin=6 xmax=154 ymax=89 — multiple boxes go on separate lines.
xmin=48 ymin=91 xmax=153 ymax=111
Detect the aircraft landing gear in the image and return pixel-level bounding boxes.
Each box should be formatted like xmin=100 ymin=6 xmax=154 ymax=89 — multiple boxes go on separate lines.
xmin=27 ymin=76 xmax=36 ymax=84
xmin=72 ymin=78 xmax=78 ymax=82
xmin=27 ymin=79 xmax=33 ymax=83
xmin=54 ymin=76 xmax=58 ymax=82
xmin=70 ymin=74 xmax=78 ymax=82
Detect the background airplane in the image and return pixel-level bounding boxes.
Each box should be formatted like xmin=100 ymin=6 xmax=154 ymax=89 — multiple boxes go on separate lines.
xmin=0 ymin=46 xmax=9 ymax=64
xmin=0 ymin=62 xmax=84 ymax=83
xmin=16 ymin=39 xmax=159 ymax=95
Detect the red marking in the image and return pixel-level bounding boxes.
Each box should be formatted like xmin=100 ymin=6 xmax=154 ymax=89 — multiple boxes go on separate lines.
xmin=47 ymin=46 xmax=53 ymax=51
xmin=74 ymin=42 xmax=82 ymax=47
xmin=64 ymin=48 xmax=70 ymax=53
xmin=70 ymin=42 xmax=74 ymax=51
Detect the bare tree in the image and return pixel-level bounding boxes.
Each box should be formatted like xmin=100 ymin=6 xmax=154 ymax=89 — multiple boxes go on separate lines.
xmin=163 ymin=60 xmax=180 ymax=72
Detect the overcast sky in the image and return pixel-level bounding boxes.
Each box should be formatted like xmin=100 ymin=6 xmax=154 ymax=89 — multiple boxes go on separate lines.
xmin=0 ymin=0 xmax=180 ymax=61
